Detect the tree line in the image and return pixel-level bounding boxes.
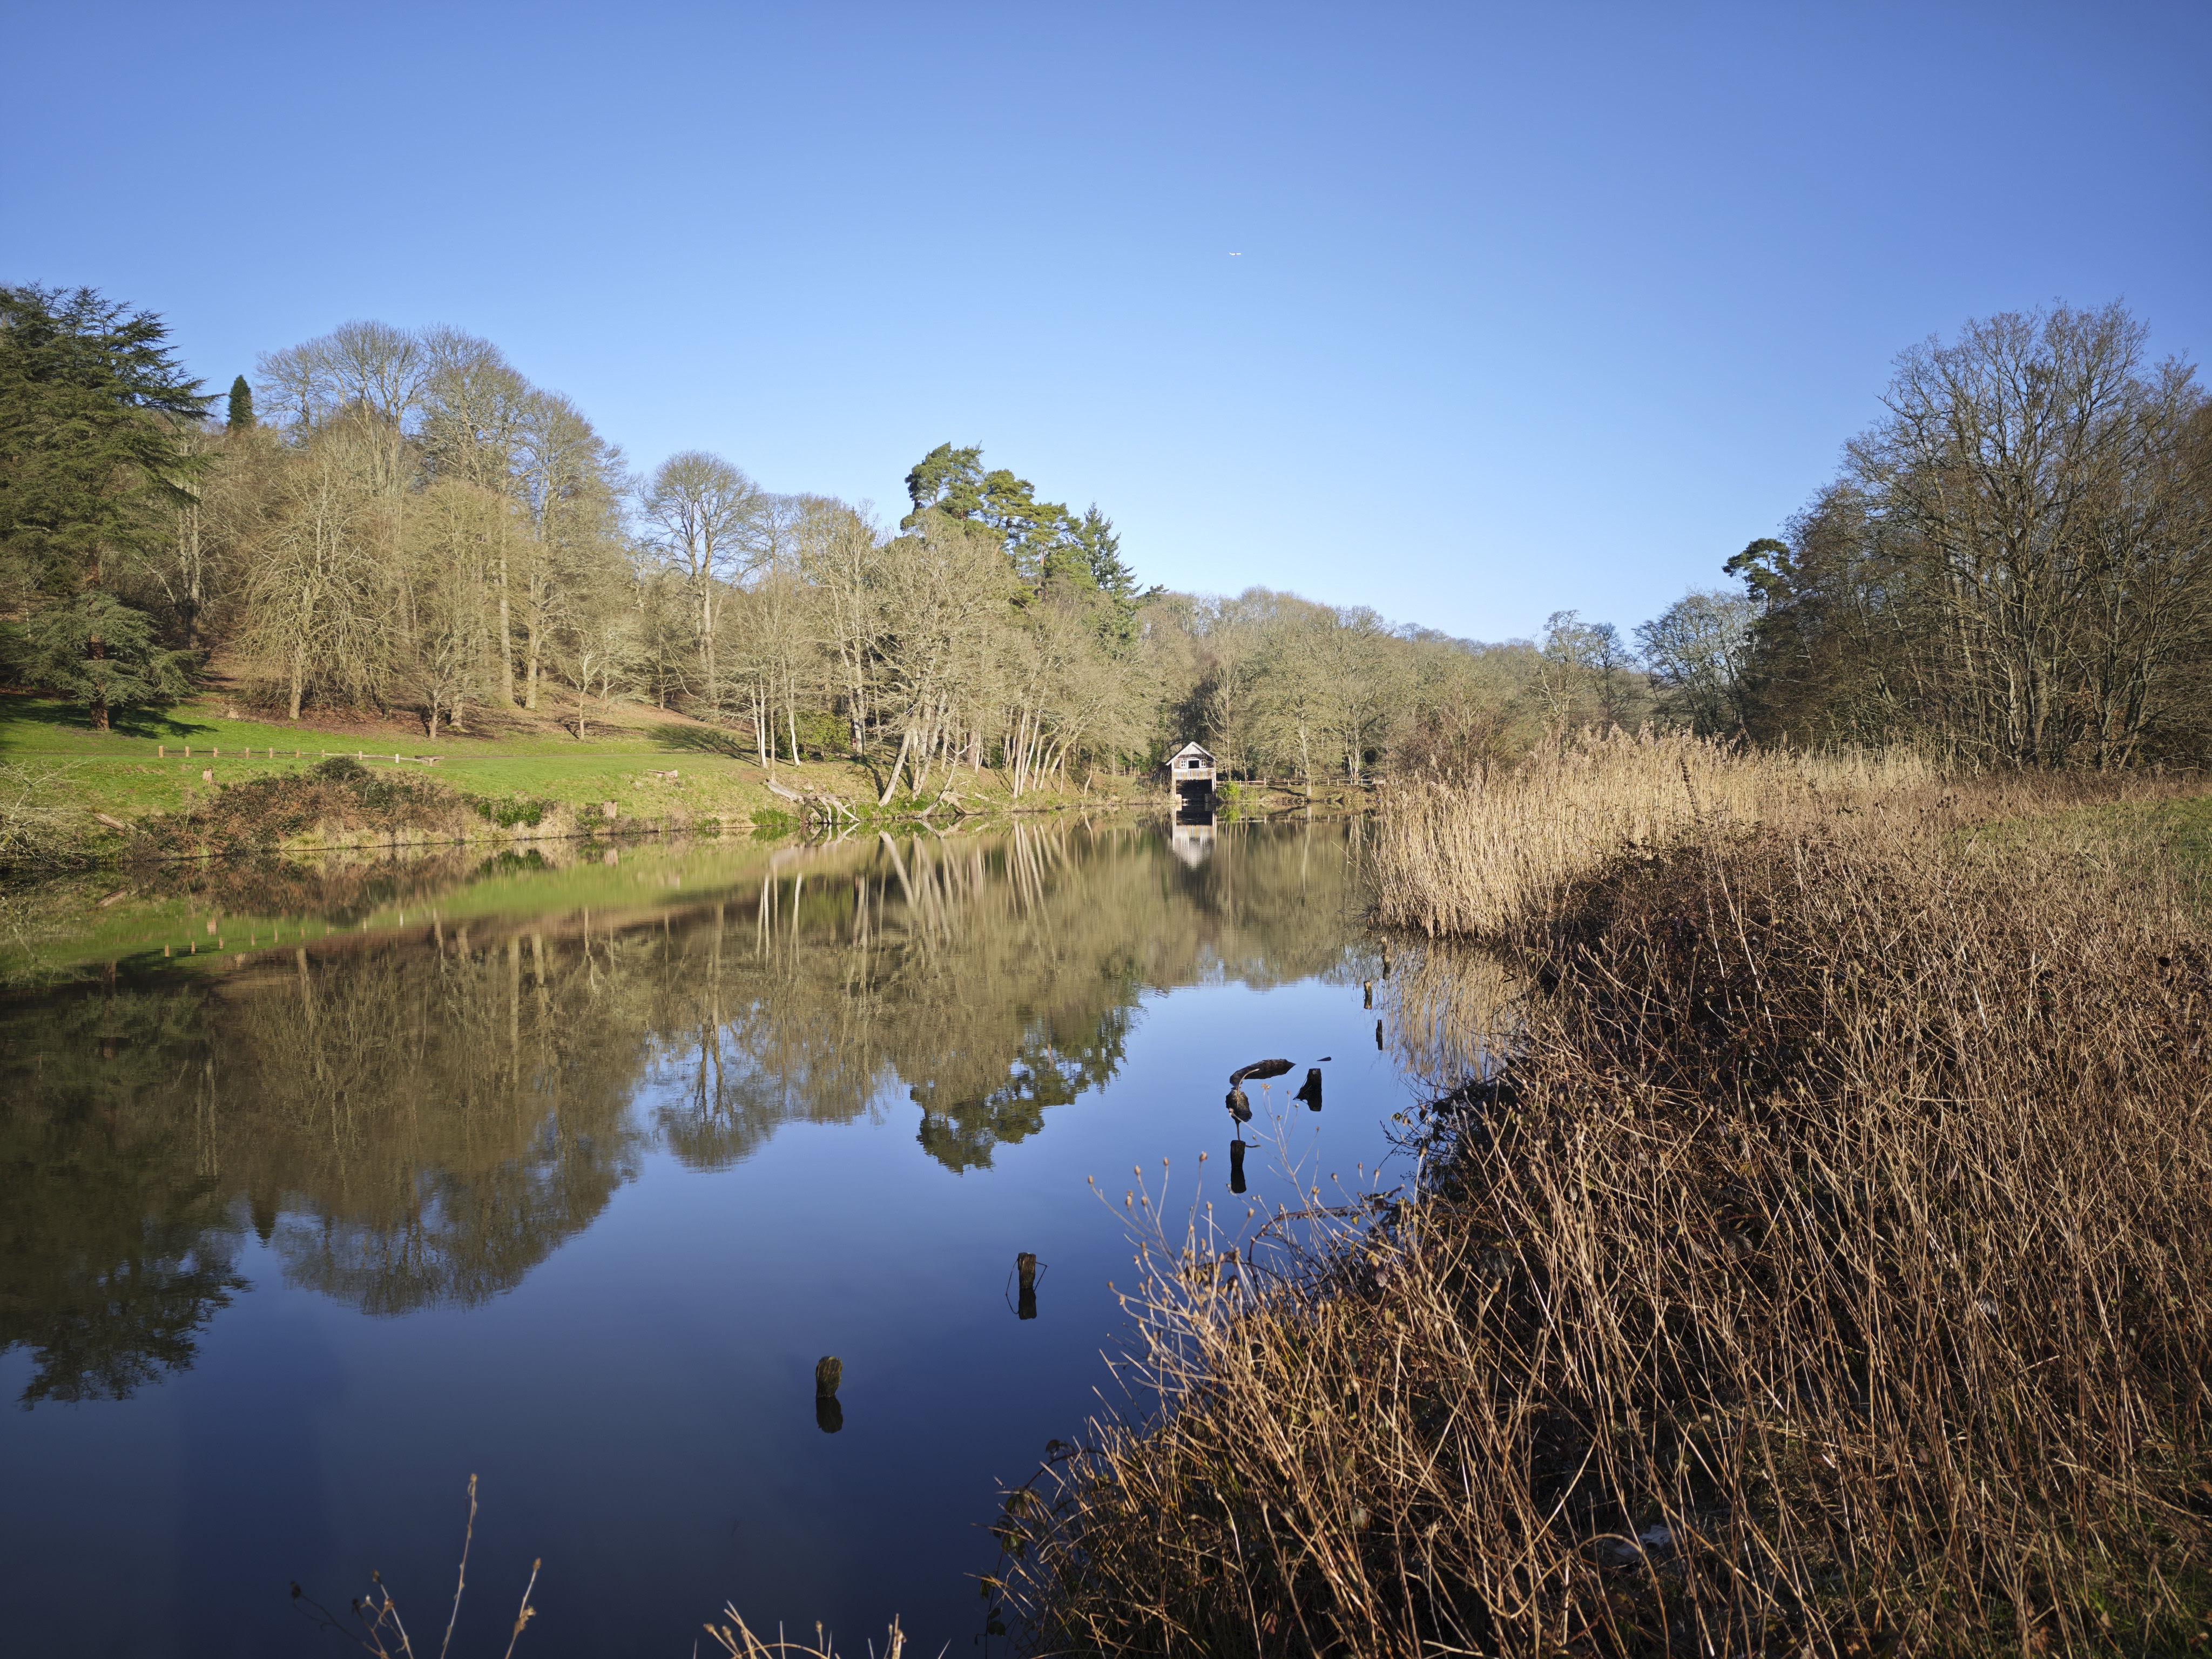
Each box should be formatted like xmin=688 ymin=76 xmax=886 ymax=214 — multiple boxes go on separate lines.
xmin=4 ymin=284 xmax=2204 ymax=782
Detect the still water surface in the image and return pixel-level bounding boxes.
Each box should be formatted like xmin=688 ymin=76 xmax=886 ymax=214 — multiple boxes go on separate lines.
xmin=1 ymin=818 xmax=1433 ymax=1657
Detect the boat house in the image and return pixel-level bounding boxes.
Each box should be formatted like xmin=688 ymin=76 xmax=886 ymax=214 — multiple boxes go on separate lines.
xmin=1166 ymin=741 xmax=1216 ymax=808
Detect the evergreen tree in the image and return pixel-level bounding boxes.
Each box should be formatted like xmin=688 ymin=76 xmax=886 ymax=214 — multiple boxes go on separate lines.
xmin=0 ymin=286 xmax=208 ymax=727
xmin=0 ymin=285 xmax=208 ymax=595
xmin=226 ymin=373 xmax=253 ymax=430
xmin=23 ymin=589 xmax=192 ymax=730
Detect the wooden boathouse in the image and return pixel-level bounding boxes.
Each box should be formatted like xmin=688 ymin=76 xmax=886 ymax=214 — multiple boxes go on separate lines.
xmin=1166 ymin=741 xmax=1216 ymax=808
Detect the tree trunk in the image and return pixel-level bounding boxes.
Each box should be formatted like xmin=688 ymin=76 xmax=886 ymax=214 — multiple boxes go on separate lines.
xmin=496 ymin=551 xmax=516 ymax=705
xmin=878 ymin=724 xmax=914 ymax=806
xmin=89 ymin=634 xmax=110 ymax=731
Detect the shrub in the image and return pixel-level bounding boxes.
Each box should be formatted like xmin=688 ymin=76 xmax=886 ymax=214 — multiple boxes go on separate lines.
xmin=469 ymin=794 xmax=552 ymax=830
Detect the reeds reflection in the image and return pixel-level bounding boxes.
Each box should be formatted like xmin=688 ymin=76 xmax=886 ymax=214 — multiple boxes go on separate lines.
xmin=0 ymin=818 xmax=1374 ymax=1405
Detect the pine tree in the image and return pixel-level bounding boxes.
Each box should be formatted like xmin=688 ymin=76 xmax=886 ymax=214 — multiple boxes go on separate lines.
xmin=226 ymin=374 xmax=253 ymax=430
xmin=0 ymin=285 xmax=209 ymax=596
xmin=0 ymin=286 xmax=209 ymax=728
xmin=24 ymin=588 xmax=192 ymax=731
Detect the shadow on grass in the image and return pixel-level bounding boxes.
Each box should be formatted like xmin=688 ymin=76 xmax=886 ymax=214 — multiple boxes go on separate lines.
xmin=647 ymin=720 xmax=898 ymax=801
xmin=0 ymin=697 xmax=217 ymax=748
xmin=649 ymin=723 xmax=758 ymax=759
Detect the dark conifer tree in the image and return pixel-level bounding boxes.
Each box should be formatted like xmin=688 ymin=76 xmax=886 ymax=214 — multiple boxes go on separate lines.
xmin=226 ymin=374 xmax=253 ymax=430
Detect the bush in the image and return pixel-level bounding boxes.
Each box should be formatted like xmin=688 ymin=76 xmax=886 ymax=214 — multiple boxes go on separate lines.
xmin=160 ymin=760 xmax=467 ymax=854
xmin=469 ymin=794 xmax=552 ymax=830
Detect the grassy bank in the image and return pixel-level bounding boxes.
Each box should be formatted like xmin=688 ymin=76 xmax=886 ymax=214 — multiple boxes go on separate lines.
xmin=0 ymin=693 xmax=1156 ymax=868
xmin=1000 ymin=737 xmax=2212 ymax=1657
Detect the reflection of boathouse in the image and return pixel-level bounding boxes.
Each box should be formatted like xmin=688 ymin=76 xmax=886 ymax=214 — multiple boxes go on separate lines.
xmin=1169 ymin=817 xmax=1216 ymax=867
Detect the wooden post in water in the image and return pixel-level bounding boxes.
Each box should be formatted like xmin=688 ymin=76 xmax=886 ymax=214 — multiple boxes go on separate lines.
xmin=1364 ymin=980 xmax=1373 ymax=1008
xmin=1016 ymin=1252 xmax=1038 ymax=1320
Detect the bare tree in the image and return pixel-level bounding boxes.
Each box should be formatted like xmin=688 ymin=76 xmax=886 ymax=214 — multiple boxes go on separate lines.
xmin=1636 ymin=588 xmax=1761 ymax=734
xmin=512 ymin=390 xmax=625 ymax=712
xmin=1844 ymin=303 xmax=2211 ymax=764
xmin=638 ymin=453 xmax=764 ymax=719
xmin=796 ymin=496 xmax=886 ymax=756
xmin=420 ymin=331 xmax=533 ymax=705
xmin=240 ymin=417 xmax=395 ymax=719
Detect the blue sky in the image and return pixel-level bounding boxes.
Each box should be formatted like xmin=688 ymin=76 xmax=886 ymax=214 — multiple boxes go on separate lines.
xmin=5 ymin=2 xmax=2207 ymax=643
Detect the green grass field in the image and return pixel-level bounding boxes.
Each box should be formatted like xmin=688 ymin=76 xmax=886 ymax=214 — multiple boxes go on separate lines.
xmin=1953 ymin=785 xmax=2212 ymax=897
xmin=2047 ymin=791 xmax=2212 ymax=874
xmin=0 ymin=691 xmax=1156 ymax=870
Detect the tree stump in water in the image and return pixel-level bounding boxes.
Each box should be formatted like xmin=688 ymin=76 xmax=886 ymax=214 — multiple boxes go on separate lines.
xmin=1296 ymin=1067 xmax=1323 ymax=1110
xmin=815 ymin=1355 xmax=841 ymax=1398
xmin=1229 ymin=1138 xmax=1248 ymax=1195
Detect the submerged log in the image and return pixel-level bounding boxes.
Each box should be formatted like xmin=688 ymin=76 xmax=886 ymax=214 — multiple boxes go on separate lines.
xmin=1229 ymin=1057 xmax=1293 ymax=1085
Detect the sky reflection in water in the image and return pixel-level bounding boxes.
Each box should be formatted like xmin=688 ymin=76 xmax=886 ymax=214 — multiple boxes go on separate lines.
xmin=0 ymin=818 xmax=1451 ymax=1657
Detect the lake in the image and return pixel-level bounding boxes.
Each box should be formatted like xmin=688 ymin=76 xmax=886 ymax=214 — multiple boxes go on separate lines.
xmin=0 ymin=816 xmax=1444 ymax=1657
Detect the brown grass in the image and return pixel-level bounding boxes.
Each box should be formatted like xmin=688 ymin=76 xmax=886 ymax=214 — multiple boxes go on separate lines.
xmin=1372 ymin=730 xmax=1945 ymax=939
xmin=994 ymin=746 xmax=2212 ymax=1656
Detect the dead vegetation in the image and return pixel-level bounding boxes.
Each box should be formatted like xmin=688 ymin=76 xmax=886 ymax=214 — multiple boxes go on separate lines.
xmin=995 ymin=737 xmax=2212 ymax=1656
xmin=140 ymin=754 xmax=513 ymax=858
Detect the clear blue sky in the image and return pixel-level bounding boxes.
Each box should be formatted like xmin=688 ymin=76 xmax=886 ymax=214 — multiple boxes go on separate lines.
xmin=5 ymin=2 xmax=2207 ymax=644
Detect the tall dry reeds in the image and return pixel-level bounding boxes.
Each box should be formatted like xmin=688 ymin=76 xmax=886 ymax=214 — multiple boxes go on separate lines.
xmin=997 ymin=754 xmax=2212 ymax=1656
xmin=1372 ymin=729 xmax=1938 ymax=938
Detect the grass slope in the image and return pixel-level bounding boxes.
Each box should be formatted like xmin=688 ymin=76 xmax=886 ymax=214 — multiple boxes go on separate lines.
xmin=0 ymin=692 xmax=1152 ymax=864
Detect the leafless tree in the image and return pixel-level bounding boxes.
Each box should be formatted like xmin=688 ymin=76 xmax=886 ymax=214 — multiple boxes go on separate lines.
xmin=638 ymin=453 xmax=764 ymax=719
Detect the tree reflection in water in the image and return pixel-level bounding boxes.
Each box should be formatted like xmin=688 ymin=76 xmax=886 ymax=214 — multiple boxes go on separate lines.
xmin=0 ymin=817 xmax=1371 ymax=1404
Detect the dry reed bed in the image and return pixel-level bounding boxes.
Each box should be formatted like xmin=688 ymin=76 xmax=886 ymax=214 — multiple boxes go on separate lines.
xmin=1372 ymin=731 xmax=1944 ymax=939
xmin=998 ymin=742 xmax=2212 ymax=1657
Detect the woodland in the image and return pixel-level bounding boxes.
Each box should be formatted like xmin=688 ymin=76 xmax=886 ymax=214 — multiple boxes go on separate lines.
xmin=2 ymin=285 xmax=2208 ymax=795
